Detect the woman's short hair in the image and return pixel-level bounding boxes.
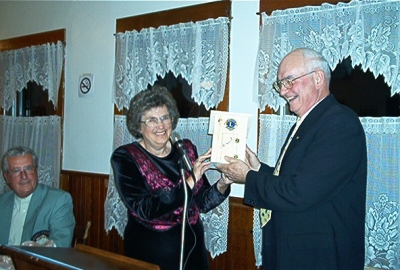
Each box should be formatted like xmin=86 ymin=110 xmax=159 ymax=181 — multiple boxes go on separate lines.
xmin=1 ymin=146 xmax=38 ymax=173
xmin=126 ymin=85 xmax=180 ymax=138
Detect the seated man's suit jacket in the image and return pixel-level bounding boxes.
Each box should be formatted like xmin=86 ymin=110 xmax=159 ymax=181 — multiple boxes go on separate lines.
xmin=0 ymin=183 xmax=75 ymax=247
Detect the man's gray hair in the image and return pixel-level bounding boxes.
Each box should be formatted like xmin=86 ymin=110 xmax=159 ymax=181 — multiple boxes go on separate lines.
xmin=1 ymin=146 xmax=38 ymax=173
xmin=296 ymin=47 xmax=332 ymax=85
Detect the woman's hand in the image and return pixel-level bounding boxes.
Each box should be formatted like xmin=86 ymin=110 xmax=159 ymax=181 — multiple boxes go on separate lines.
xmin=216 ymin=173 xmax=234 ymax=194
xmin=186 ymin=148 xmax=211 ymax=188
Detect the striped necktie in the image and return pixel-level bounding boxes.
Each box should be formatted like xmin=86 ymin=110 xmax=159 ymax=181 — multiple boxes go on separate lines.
xmin=260 ymin=118 xmax=302 ymax=227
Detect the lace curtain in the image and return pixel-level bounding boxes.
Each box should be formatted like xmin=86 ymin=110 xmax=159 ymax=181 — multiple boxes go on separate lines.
xmin=112 ymin=17 xmax=229 ymax=111
xmin=104 ymin=116 xmax=228 ymax=258
xmin=255 ymin=114 xmax=400 ymax=269
xmin=254 ymin=0 xmax=400 ymax=111
xmin=362 ymin=117 xmax=400 ymax=269
xmin=0 ymin=41 xmax=64 ymax=111
xmin=0 ymin=115 xmax=62 ymax=194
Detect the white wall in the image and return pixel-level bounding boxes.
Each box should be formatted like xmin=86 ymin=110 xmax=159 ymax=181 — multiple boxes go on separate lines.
xmin=0 ymin=0 xmax=260 ymax=197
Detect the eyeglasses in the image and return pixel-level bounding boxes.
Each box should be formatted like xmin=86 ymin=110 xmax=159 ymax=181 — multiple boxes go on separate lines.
xmin=273 ymin=71 xmax=316 ymax=92
xmin=140 ymin=115 xmax=172 ymax=128
xmin=9 ymin=165 xmax=36 ymax=177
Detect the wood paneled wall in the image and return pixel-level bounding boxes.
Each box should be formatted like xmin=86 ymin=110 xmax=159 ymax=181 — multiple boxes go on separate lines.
xmin=60 ymin=171 xmax=124 ymax=254
xmin=60 ymin=170 xmax=260 ymax=270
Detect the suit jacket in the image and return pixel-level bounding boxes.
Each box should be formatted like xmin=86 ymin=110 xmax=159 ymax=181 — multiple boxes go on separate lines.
xmin=0 ymin=184 xmax=75 ymax=247
xmin=245 ymin=95 xmax=367 ymax=270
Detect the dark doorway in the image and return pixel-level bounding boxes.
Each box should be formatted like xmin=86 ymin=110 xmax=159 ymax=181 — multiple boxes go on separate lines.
xmin=330 ymin=57 xmax=400 ymax=117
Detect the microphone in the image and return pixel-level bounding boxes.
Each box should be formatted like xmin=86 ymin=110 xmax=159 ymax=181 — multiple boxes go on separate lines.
xmin=170 ymin=132 xmax=194 ymax=174
xmin=170 ymin=132 xmax=192 ymax=270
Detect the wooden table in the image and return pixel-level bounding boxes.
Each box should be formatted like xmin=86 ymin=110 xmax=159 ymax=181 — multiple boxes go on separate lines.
xmin=0 ymin=244 xmax=160 ymax=270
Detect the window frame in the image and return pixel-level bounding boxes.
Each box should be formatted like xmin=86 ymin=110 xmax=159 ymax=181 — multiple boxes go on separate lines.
xmin=259 ymin=0 xmax=349 ymax=15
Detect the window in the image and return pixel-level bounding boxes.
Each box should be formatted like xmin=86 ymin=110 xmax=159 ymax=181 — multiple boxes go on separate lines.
xmin=0 ymin=29 xmax=65 ymax=117
xmin=114 ymin=1 xmax=231 ymax=116
xmin=0 ymin=29 xmax=65 ymax=189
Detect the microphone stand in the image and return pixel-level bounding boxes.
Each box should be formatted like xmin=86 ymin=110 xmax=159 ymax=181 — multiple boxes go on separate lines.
xmin=179 ymin=159 xmax=188 ymax=270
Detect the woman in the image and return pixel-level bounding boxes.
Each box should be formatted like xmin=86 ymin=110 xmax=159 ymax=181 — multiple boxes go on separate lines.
xmin=111 ymin=85 xmax=231 ymax=270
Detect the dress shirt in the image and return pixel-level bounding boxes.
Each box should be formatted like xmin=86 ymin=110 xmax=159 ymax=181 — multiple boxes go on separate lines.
xmin=8 ymin=194 xmax=32 ymax=245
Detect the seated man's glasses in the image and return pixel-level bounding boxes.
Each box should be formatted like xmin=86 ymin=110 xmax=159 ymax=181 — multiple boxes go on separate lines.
xmin=9 ymin=165 xmax=36 ymax=177
xmin=273 ymin=71 xmax=316 ymax=93
xmin=141 ymin=115 xmax=172 ymax=128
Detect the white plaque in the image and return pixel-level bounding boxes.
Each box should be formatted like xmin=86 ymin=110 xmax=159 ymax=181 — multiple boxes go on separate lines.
xmin=208 ymin=110 xmax=252 ymax=165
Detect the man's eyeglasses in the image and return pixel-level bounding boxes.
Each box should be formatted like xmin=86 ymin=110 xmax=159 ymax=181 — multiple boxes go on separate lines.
xmin=9 ymin=165 xmax=36 ymax=177
xmin=140 ymin=115 xmax=172 ymax=128
xmin=273 ymin=71 xmax=316 ymax=93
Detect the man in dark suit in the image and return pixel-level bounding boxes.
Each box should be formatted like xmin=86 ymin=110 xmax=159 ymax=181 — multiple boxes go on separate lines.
xmin=216 ymin=48 xmax=367 ymax=269
xmin=0 ymin=146 xmax=75 ymax=247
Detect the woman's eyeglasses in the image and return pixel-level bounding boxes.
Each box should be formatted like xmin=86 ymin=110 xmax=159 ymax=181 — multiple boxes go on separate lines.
xmin=140 ymin=115 xmax=172 ymax=128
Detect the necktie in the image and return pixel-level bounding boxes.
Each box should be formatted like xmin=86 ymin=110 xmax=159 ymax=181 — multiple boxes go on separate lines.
xmin=260 ymin=118 xmax=302 ymax=227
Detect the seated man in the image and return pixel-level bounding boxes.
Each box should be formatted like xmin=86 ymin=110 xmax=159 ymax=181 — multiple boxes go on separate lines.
xmin=0 ymin=146 xmax=75 ymax=247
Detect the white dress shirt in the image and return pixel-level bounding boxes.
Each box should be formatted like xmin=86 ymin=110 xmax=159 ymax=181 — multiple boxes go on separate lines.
xmin=8 ymin=194 xmax=32 ymax=245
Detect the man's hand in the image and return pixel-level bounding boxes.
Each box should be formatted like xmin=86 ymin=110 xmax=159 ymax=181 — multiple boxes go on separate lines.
xmin=215 ymin=156 xmax=251 ymax=184
xmin=245 ymin=146 xmax=261 ymax=171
